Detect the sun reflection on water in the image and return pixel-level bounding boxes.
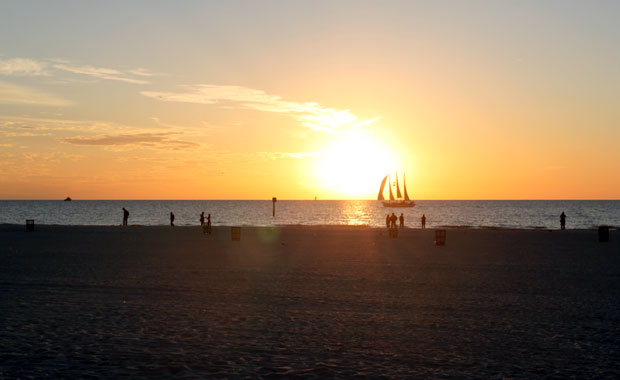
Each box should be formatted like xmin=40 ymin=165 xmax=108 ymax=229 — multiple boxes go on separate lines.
xmin=341 ymin=201 xmax=371 ymax=225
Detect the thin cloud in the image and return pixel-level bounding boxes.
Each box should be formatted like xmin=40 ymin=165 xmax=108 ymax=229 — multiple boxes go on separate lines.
xmin=1 ymin=131 xmax=52 ymax=137
xmin=141 ymin=85 xmax=378 ymax=133
xmin=0 ymin=115 xmax=136 ymax=132
xmin=61 ymin=132 xmax=199 ymax=150
xmin=54 ymin=64 xmax=150 ymax=84
xmin=0 ymin=58 xmax=48 ymax=76
xmin=0 ymin=56 xmax=157 ymax=83
xmin=128 ymin=68 xmax=160 ymax=77
xmin=260 ymin=151 xmax=325 ymax=160
xmin=0 ymin=81 xmax=71 ymax=106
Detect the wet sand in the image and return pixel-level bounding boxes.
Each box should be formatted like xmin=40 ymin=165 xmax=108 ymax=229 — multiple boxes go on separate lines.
xmin=1 ymin=225 xmax=619 ymax=378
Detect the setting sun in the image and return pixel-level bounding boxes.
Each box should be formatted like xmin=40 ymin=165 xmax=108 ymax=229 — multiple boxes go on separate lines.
xmin=316 ymin=132 xmax=397 ymax=198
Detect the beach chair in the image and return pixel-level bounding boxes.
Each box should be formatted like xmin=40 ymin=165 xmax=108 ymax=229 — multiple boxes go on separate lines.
xmin=231 ymin=226 xmax=241 ymax=241
xmin=598 ymin=226 xmax=609 ymax=242
xmin=435 ymin=230 xmax=446 ymax=246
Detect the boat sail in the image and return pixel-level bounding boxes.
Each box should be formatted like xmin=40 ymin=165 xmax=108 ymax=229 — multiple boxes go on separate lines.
xmin=377 ymin=172 xmax=415 ymax=208
xmin=377 ymin=175 xmax=388 ymax=201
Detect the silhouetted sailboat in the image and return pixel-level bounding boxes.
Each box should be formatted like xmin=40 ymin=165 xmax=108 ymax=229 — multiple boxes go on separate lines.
xmin=377 ymin=172 xmax=415 ymax=207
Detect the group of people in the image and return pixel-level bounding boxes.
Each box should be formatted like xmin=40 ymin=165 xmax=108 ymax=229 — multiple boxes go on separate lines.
xmin=383 ymin=212 xmax=568 ymax=229
xmin=122 ymin=207 xmax=568 ymax=230
xmin=121 ymin=208 xmax=211 ymax=228
xmin=385 ymin=213 xmax=427 ymax=229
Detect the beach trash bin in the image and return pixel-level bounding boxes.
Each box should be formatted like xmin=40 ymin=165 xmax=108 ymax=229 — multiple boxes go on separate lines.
xmin=231 ymin=226 xmax=241 ymax=241
xmin=389 ymin=227 xmax=398 ymax=238
xmin=26 ymin=219 xmax=35 ymax=232
xmin=598 ymin=226 xmax=609 ymax=243
xmin=435 ymin=229 xmax=446 ymax=246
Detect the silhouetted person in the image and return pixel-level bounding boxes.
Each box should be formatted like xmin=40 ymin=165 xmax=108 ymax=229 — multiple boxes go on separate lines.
xmin=170 ymin=212 xmax=175 ymax=227
xmin=399 ymin=213 xmax=404 ymax=228
xmin=390 ymin=213 xmax=397 ymax=228
xmin=385 ymin=214 xmax=390 ymax=228
xmin=560 ymin=211 xmax=566 ymax=230
xmin=421 ymin=214 xmax=426 ymax=229
xmin=122 ymin=207 xmax=129 ymax=226
xmin=200 ymin=212 xmax=205 ymax=226
xmin=207 ymin=213 xmax=212 ymax=234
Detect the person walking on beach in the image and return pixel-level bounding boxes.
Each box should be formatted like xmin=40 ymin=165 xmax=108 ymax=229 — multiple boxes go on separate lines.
xmin=122 ymin=207 xmax=129 ymax=226
xmin=385 ymin=214 xmax=390 ymax=229
xmin=421 ymin=214 xmax=426 ymax=229
xmin=200 ymin=212 xmax=205 ymax=226
xmin=399 ymin=213 xmax=404 ymax=228
xmin=390 ymin=213 xmax=397 ymax=228
xmin=206 ymin=213 xmax=212 ymax=234
xmin=170 ymin=212 xmax=175 ymax=227
xmin=560 ymin=211 xmax=566 ymax=230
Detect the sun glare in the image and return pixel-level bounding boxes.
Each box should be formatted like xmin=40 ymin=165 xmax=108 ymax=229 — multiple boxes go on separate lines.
xmin=316 ymin=133 xmax=397 ymax=199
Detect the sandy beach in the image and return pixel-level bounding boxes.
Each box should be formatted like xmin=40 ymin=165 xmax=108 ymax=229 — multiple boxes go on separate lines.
xmin=1 ymin=225 xmax=619 ymax=378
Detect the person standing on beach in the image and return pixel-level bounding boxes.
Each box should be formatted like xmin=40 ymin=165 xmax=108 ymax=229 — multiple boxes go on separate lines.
xmin=560 ymin=212 xmax=566 ymax=230
xmin=399 ymin=213 xmax=404 ymax=228
xmin=385 ymin=214 xmax=390 ymax=228
xmin=200 ymin=212 xmax=205 ymax=226
xmin=207 ymin=213 xmax=212 ymax=234
xmin=421 ymin=214 xmax=426 ymax=229
xmin=170 ymin=212 xmax=175 ymax=227
xmin=122 ymin=207 xmax=129 ymax=226
xmin=390 ymin=213 xmax=397 ymax=228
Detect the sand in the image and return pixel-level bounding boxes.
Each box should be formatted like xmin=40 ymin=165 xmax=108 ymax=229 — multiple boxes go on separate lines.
xmin=1 ymin=224 xmax=619 ymax=378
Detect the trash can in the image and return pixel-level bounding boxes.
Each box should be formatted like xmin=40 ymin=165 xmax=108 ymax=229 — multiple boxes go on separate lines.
xmin=389 ymin=227 xmax=398 ymax=238
xmin=598 ymin=226 xmax=609 ymax=243
xmin=231 ymin=226 xmax=241 ymax=241
xmin=435 ymin=229 xmax=446 ymax=246
xmin=26 ymin=219 xmax=35 ymax=232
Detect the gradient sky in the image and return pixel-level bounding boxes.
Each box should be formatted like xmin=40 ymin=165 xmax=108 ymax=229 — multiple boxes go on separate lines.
xmin=1 ymin=1 xmax=619 ymax=199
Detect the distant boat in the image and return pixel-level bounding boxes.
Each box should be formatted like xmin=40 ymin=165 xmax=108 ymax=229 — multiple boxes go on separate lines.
xmin=64 ymin=197 xmax=72 ymax=201
xmin=377 ymin=172 xmax=415 ymax=208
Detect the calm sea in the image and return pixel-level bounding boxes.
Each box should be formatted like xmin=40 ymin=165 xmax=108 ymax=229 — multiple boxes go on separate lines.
xmin=0 ymin=200 xmax=618 ymax=229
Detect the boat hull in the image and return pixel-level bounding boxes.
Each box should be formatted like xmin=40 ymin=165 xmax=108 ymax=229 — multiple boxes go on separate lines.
xmin=382 ymin=201 xmax=415 ymax=208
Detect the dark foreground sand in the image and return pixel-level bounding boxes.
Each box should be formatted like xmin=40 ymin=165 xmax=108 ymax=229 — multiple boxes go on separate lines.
xmin=1 ymin=225 xmax=619 ymax=379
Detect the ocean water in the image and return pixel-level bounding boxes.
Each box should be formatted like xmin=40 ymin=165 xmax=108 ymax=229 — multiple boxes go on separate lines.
xmin=1 ymin=200 xmax=618 ymax=229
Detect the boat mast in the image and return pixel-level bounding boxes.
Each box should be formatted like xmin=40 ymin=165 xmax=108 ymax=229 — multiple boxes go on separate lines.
xmin=403 ymin=172 xmax=410 ymax=201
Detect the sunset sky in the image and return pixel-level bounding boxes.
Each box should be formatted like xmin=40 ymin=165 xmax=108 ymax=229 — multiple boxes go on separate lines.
xmin=1 ymin=1 xmax=619 ymax=200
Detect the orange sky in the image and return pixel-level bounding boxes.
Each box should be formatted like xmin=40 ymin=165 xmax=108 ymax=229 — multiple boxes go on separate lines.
xmin=1 ymin=2 xmax=619 ymax=199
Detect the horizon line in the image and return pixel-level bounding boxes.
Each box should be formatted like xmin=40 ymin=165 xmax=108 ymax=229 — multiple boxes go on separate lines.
xmin=1 ymin=199 xmax=619 ymax=202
